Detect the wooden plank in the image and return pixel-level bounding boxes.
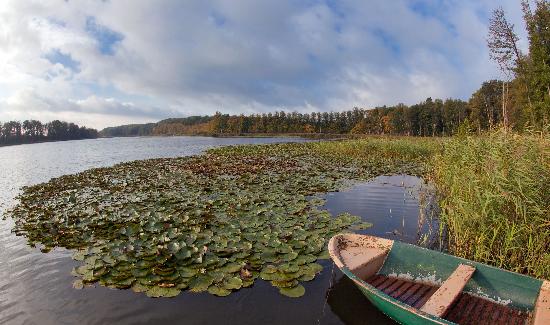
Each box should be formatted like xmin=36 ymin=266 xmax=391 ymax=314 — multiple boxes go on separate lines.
xmin=390 ymin=281 xmax=414 ymax=299
xmin=466 ymin=298 xmax=489 ymax=324
xmin=383 ymin=279 xmax=405 ymax=295
xmin=365 ymin=275 xmax=379 ymax=283
xmin=510 ymin=310 xmax=524 ymax=325
xmin=369 ymin=275 xmax=387 ymax=287
xmin=534 ymin=280 xmax=550 ymax=325
xmin=479 ymin=300 xmax=496 ymax=324
xmin=376 ymin=278 xmax=398 ymax=291
xmin=398 ymin=283 xmax=423 ymax=303
xmin=413 ymin=286 xmax=439 ymax=309
xmin=405 ymin=285 xmax=431 ymax=306
xmin=489 ymin=302 xmax=509 ymax=324
xmin=456 ymin=294 xmax=479 ymax=324
xmin=444 ymin=294 xmax=469 ymax=322
xmin=420 ymin=264 xmax=476 ymax=317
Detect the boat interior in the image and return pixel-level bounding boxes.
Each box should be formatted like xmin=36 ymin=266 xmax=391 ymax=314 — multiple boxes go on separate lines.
xmin=329 ymin=234 xmax=550 ymax=325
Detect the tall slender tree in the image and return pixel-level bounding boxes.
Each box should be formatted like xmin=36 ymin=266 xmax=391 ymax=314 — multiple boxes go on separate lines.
xmin=487 ymin=7 xmax=524 ymax=129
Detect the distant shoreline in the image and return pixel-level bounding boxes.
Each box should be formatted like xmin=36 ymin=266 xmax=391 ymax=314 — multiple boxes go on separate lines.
xmin=0 ymin=137 xmax=97 ymax=148
xmin=98 ymin=132 xmax=347 ymax=139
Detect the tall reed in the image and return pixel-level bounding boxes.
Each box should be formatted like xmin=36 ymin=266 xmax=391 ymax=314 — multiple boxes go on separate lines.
xmin=433 ymin=129 xmax=550 ymax=279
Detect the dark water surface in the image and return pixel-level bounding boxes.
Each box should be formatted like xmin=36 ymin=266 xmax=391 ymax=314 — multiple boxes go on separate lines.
xmin=0 ymin=137 xmax=434 ymax=325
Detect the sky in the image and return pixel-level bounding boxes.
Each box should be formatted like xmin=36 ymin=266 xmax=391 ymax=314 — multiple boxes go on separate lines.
xmin=0 ymin=0 xmax=529 ymax=130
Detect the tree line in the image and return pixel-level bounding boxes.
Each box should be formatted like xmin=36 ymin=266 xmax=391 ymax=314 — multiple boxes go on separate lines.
xmin=207 ymin=98 xmax=470 ymax=136
xmin=0 ymin=120 xmax=99 ymax=146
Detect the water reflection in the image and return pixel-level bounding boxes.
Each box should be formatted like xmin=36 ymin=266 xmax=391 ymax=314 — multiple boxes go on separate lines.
xmin=323 ymin=175 xmax=438 ymax=246
xmin=327 ymin=270 xmax=395 ymax=325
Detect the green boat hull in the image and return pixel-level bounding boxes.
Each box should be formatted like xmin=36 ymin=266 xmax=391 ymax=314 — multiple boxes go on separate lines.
xmin=343 ymin=267 xmax=453 ymax=325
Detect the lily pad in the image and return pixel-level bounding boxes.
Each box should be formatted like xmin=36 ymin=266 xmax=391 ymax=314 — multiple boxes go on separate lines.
xmin=279 ymin=285 xmax=306 ymax=298
xmin=208 ymin=285 xmax=231 ymax=297
xmin=145 ymin=286 xmax=181 ymax=298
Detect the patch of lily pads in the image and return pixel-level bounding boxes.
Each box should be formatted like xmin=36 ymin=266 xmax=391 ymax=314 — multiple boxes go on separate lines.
xmin=6 ymin=141 xmax=424 ymax=298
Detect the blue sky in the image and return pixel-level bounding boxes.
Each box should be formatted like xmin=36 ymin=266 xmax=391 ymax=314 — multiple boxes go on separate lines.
xmin=0 ymin=0 xmax=527 ymax=129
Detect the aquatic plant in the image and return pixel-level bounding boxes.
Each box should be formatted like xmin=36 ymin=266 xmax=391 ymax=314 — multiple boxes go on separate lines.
xmin=434 ymin=130 xmax=550 ymax=279
xmin=7 ymin=138 xmax=432 ymax=298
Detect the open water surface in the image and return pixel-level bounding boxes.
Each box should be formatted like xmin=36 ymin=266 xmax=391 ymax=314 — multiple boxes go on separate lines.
xmin=0 ymin=136 xmax=436 ymax=325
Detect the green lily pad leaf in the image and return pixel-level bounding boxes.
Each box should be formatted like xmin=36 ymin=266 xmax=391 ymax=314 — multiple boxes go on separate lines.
xmin=298 ymin=274 xmax=315 ymax=281
xmin=317 ymin=249 xmax=330 ymax=260
xmin=221 ymin=262 xmax=243 ymax=273
xmin=279 ymin=263 xmax=300 ymax=273
xmin=131 ymin=282 xmax=149 ymax=293
xmin=282 ymin=251 xmax=298 ymax=262
xmin=271 ymin=279 xmax=298 ymax=288
xmin=307 ymin=263 xmax=324 ymax=274
xmin=279 ymin=285 xmax=305 ymax=298
xmin=262 ymin=265 xmax=277 ymax=274
xmin=188 ymin=274 xmax=214 ymax=292
xmin=351 ymin=221 xmax=373 ymax=230
xmin=242 ymin=279 xmax=254 ymax=288
xmin=145 ymin=286 xmax=181 ymax=298
xmin=72 ymin=249 xmax=87 ymax=261
xmin=223 ymin=277 xmax=243 ymax=290
xmin=208 ymin=285 xmax=231 ymax=297
xmin=177 ymin=267 xmax=199 ymax=278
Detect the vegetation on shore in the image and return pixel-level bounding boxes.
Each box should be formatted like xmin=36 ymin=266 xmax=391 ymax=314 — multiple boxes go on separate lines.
xmin=0 ymin=119 xmax=98 ymax=147
xmin=433 ymin=129 xmax=550 ymax=279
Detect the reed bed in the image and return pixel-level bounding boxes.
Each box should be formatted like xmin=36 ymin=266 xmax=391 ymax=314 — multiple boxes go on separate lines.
xmin=433 ymin=130 xmax=550 ymax=279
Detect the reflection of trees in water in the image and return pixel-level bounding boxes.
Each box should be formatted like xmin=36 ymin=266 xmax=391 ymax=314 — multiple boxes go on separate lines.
xmin=326 ymin=269 xmax=396 ymax=325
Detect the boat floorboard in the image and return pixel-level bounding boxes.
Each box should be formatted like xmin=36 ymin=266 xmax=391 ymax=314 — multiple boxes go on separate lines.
xmin=366 ymin=275 xmax=531 ymax=325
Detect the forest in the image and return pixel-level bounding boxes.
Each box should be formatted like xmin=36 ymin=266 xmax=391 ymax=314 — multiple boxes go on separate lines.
xmin=0 ymin=120 xmax=99 ymax=146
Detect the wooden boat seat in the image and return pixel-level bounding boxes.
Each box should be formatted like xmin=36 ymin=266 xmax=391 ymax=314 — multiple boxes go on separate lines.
xmin=420 ymin=264 xmax=476 ymax=317
xmin=331 ymin=234 xmax=393 ymax=280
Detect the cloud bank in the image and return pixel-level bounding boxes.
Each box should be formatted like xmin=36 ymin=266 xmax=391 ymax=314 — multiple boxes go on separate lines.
xmin=0 ymin=0 xmax=527 ymax=129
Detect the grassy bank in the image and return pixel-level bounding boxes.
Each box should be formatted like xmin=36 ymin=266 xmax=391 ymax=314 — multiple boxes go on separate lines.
xmin=433 ymin=130 xmax=550 ymax=279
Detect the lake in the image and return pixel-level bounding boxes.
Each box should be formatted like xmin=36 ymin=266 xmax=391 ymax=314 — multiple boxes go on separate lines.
xmin=0 ymin=136 xmax=434 ymax=325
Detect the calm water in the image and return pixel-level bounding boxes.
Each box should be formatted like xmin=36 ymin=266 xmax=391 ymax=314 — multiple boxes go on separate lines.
xmin=0 ymin=137 xmax=434 ymax=325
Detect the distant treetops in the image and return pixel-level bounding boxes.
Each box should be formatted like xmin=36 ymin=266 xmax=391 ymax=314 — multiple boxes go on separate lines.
xmin=0 ymin=120 xmax=99 ymax=146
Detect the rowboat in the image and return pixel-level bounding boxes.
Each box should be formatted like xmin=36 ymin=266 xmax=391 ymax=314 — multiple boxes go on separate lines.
xmin=328 ymin=233 xmax=550 ymax=325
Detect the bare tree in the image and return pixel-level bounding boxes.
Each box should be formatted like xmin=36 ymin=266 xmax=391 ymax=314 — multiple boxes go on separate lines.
xmin=487 ymin=7 xmax=523 ymax=129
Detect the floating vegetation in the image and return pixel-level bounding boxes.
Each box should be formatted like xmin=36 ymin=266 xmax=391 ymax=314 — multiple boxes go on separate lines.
xmin=6 ymin=140 xmax=432 ymax=297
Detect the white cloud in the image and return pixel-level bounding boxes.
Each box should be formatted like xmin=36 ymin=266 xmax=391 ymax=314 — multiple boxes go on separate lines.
xmin=0 ymin=0 xmax=528 ymax=129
